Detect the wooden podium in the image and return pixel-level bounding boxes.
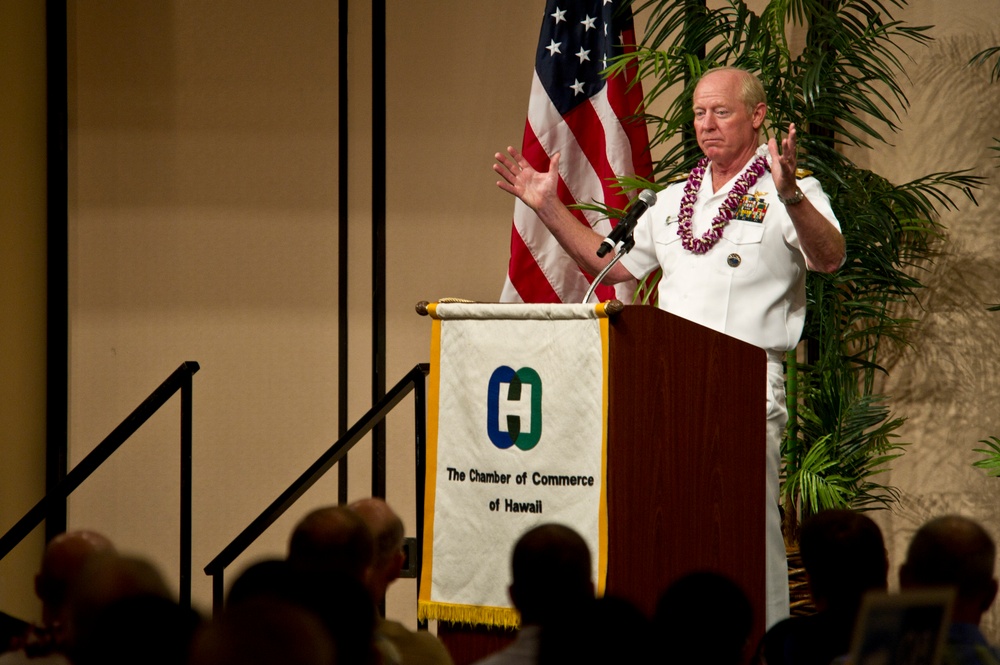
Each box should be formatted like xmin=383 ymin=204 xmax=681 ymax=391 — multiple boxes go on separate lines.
xmin=436 ymin=304 xmax=767 ymax=661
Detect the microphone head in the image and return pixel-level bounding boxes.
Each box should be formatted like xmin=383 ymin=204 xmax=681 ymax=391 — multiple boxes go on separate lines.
xmin=637 ymin=188 xmax=658 ymax=208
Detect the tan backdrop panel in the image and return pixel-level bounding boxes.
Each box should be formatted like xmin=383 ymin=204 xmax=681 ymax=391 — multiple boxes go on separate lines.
xmin=65 ymin=0 xmax=538 ymax=621
xmin=0 ymin=0 xmax=48 ymax=622
xmin=841 ymin=0 xmax=1000 ymax=641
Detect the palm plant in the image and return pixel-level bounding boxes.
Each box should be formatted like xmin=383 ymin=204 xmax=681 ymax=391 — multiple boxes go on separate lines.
xmin=973 ymin=436 xmax=1000 ymax=478
xmin=603 ymin=0 xmax=984 ymax=541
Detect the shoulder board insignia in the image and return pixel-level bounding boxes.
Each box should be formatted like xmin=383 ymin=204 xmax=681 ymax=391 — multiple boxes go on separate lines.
xmin=666 ymin=173 xmax=689 ymax=184
xmin=795 ymin=168 xmax=813 ymax=178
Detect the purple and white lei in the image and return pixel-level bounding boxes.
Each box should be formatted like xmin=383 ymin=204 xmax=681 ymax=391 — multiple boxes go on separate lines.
xmin=677 ymin=149 xmax=770 ymax=254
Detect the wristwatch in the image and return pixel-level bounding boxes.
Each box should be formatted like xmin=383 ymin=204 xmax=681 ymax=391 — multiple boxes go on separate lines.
xmin=778 ymin=187 xmax=806 ymax=206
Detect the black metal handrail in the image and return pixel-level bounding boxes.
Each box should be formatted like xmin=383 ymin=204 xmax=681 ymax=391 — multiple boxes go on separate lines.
xmin=0 ymin=361 xmax=200 ymax=607
xmin=203 ymin=363 xmax=429 ymax=616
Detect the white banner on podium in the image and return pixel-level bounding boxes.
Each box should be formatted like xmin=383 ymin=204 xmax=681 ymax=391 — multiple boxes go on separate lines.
xmin=418 ymin=303 xmax=610 ymax=628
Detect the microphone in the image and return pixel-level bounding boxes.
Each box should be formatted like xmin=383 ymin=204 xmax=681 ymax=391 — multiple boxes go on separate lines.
xmin=596 ymin=189 xmax=657 ymax=258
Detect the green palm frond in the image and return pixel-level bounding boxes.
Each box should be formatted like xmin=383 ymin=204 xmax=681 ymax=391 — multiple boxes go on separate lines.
xmin=968 ymin=45 xmax=1000 ymax=83
xmin=784 ymin=377 xmax=907 ymax=519
xmin=972 ymin=436 xmax=1000 ymax=477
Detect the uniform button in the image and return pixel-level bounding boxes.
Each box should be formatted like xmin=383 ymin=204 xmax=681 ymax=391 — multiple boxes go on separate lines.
xmin=727 ymin=253 xmax=742 ymax=267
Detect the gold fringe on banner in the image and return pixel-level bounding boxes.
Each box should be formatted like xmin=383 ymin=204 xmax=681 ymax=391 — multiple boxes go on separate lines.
xmin=417 ymin=601 xmax=521 ymax=630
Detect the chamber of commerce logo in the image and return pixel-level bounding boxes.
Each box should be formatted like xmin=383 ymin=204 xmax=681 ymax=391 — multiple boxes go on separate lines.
xmin=486 ymin=366 xmax=542 ymax=450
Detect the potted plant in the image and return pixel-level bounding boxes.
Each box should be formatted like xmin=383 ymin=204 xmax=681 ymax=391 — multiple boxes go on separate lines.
xmin=602 ymin=0 xmax=984 ymax=572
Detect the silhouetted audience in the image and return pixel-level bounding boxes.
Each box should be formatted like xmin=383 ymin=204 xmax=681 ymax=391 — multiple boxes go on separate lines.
xmin=0 ymin=530 xmax=116 ymax=665
xmin=900 ymin=515 xmax=1000 ymax=665
xmin=759 ymin=510 xmax=889 ymax=665
xmin=656 ymin=571 xmax=753 ymax=665
xmin=350 ymin=498 xmax=454 ymax=665
xmin=20 ymin=511 xmax=997 ymax=665
xmin=226 ymin=557 xmax=376 ymax=665
xmin=0 ymin=613 xmax=28 ymax=657
xmin=472 ymin=523 xmax=595 ymax=665
xmin=288 ymin=505 xmax=375 ymax=581
xmin=537 ymin=594 xmax=651 ymax=665
xmin=757 ymin=509 xmax=887 ymax=665
xmin=285 ymin=505 xmax=383 ymax=664
xmin=67 ymin=552 xmax=200 ymax=665
xmin=189 ymin=598 xmax=336 ymax=665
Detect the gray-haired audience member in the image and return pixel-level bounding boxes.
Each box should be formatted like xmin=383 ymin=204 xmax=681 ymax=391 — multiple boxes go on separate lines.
xmin=0 ymin=530 xmax=116 ymax=665
xmin=900 ymin=515 xmax=1000 ymax=665
xmin=757 ymin=509 xmax=888 ymax=665
xmin=472 ymin=523 xmax=595 ymax=665
xmin=350 ymin=498 xmax=454 ymax=665
xmin=288 ymin=505 xmax=375 ymax=581
xmin=286 ymin=505 xmax=382 ymax=665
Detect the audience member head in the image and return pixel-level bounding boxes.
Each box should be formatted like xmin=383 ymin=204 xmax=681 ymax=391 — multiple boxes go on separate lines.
xmin=800 ymin=509 xmax=888 ymax=611
xmin=539 ymin=595 xmax=651 ymax=665
xmin=190 ymin=598 xmax=336 ymax=665
xmin=654 ymin=571 xmax=752 ymax=665
xmin=508 ymin=523 xmax=593 ymax=626
xmin=66 ymin=552 xmax=197 ymax=665
xmin=349 ymin=497 xmax=406 ymax=604
xmin=73 ymin=594 xmax=200 ymax=665
xmin=900 ymin=515 xmax=998 ymax=625
xmin=234 ymin=557 xmax=378 ymax=664
xmin=287 ymin=505 xmax=375 ymax=582
xmin=34 ymin=530 xmax=115 ymax=632
xmin=226 ymin=558 xmax=293 ymax=609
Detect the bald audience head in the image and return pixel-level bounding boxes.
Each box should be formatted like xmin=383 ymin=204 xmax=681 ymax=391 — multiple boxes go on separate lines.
xmin=509 ymin=523 xmax=594 ymax=626
xmin=901 ymin=515 xmax=998 ymax=625
xmin=35 ymin=530 xmax=115 ymax=629
xmin=287 ymin=506 xmax=374 ymax=582
xmin=349 ymin=498 xmax=406 ymax=604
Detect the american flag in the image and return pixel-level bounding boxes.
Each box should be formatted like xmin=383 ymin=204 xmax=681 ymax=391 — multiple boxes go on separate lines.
xmin=500 ymin=0 xmax=652 ymax=304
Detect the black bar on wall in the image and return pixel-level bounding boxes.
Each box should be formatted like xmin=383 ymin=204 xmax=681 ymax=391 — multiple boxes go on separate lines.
xmin=179 ymin=372 xmax=194 ymax=609
xmin=337 ymin=0 xmax=350 ymax=505
xmin=371 ymin=0 xmax=387 ymax=499
xmin=45 ymin=0 xmax=69 ymax=541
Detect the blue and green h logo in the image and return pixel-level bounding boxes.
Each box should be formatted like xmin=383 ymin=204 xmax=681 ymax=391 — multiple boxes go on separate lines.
xmin=486 ymin=366 xmax=542 ymax=450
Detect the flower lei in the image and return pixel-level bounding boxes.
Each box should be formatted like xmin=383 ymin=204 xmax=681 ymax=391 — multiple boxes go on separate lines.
xmin=677 ymin=153 xmax=769 ymax=254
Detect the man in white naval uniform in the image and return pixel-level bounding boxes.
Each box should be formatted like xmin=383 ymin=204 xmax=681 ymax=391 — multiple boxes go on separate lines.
xmin=493 ymin=66 xmax=846 ymax=628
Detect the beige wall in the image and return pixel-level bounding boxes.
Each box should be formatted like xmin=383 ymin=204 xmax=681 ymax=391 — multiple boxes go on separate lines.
xmin=0 ymin=0 xmax=48 ymax=622
xmin=842 ymin=0 xmax=1000 ymax=641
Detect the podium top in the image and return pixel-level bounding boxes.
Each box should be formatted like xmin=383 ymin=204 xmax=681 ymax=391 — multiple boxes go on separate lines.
xmin=416 ymin=300 xmax=624 ymax=320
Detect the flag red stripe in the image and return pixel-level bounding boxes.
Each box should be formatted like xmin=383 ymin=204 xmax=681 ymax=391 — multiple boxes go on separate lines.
xmin=561 ymin=101 xmax=631 ymax=213
xmin=506 ymin=222 xmax=561 ymax=303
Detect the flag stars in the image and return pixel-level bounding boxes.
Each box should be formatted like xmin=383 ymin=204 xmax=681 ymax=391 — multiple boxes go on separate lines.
xmin=575 ymin=47 xmax=591 ymax=63
xmin=570 ymin=79 xmax=586 ymax=96
xmin=581 ymin=15 xmax=597 ymax=31
xmin=551 ymin=7 xmax=566 ymax=24
xmin=545 ymin=39 xmax=562 ymax=56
